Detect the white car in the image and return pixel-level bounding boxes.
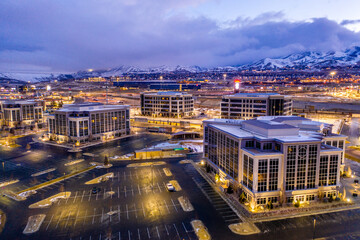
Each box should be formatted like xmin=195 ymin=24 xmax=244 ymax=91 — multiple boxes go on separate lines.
xmin=166 ymin=183 xmax=175 ymax=192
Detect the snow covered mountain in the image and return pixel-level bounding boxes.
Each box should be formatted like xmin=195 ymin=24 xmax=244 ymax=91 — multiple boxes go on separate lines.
xmin=1 ymin=46 xmax=360 ymax=82
xmin=245 ymin=46 xmax=360 ymax=70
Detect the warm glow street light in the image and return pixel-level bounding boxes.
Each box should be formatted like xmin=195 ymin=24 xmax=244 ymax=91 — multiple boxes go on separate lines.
xmin=46 ymin=85 xmax=51 ymax=91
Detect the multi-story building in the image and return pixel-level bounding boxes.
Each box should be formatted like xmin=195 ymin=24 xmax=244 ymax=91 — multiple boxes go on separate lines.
xmin=140 ymin=92 xmax=194 ymax=118
xmin=48 ymin=102 xmax=130 ymax=144
xmin=0 ymin=100 xmax=44 ymax=128
xmin=221 ymin=93 xmax=292 ymax=120
xmin=203 ymin=116 xmax=346 ymax=208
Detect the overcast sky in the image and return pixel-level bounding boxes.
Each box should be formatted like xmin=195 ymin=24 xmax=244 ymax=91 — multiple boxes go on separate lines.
xmin=1 ymin=0 xmax=360 ymax=73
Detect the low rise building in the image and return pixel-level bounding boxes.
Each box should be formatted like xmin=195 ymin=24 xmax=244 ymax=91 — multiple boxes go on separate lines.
xmin=140 ymin=92 xmax=194 ymax=118
xmin=203 ymin=116 xmax=346 ymax=208
xmin=0 ymin=100 xmax=44 ymax=128
xmin=48 ymin=102 xmax=130 ymax=144
xmin=221 ymin=93 xmax=292 ymax=120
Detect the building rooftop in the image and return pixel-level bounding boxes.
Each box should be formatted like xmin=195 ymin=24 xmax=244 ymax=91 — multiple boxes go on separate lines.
xmin=224 ymin=92 xmax=284 ymax=98
xmin=243 ymin=119 xmax=298 ymax=130
xmin=142 ymin=91 xmax=192 ymax=96
xmin=55 ymin=103 xmax=129 ymax=112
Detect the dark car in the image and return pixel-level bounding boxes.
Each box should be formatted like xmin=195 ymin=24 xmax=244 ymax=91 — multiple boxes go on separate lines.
xmin=92 ymin=187 xmax=100 ymax=194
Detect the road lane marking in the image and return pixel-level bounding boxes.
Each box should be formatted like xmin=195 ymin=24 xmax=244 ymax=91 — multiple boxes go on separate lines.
xmin=138 ymin=228 xmax=141 ymax=240
xmin=128 ymin=230 xmax=131 ymax=240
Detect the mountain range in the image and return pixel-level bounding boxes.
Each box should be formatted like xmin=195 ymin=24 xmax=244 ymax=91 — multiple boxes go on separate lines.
xmin=1 ymin=46 xmax=360 ymax=83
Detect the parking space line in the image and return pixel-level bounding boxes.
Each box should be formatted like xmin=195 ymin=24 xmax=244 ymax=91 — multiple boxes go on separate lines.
xmin=65 ymin=194 xmax=70 ymax=204
xmin=64 ymin=210 xmax=72 ymax=228
xmin=92 ymin=208 xmax=96 ymax=224
xmin=142 ymin=203 xmax=146 ymax=217
xmin=131 ymin=186 xmax=134 ymax=196
xmin=135 ymin=171 xmax=139 ymax=179
xmin=111 ymin=187 xmax=113 ymax=199
xmin=147 ymin=227 xmax=151 ymax=239
xmin=163 ymin=200 xmax=170 ymax=214
xmin=138 ymin=184 xmax=141 ymax=195
xmin=173 ymin=224 xmax=180 ymax=240
xmin=118 ymin=172 xmax=120 ymax=182
xmin=101 ymin=208 xmax=104 ymax=223
xmin=83 ymin=209 xmax=88 ymax=226
xmin=182 ymin=222 xmax=189 ymax=232
xmin=73 ymin=191 xmax=78 ymax=203
xmin=118 ymin=186 xmax=120 ymax=198
xmin=119 ymin=231 xmax=121 ymax=240
xmin=165 ymin=225 xmax=169 ymax=235
xmin=81 ymin=190 xmax=85 ymax=202
xmin=96 ymin=191 xmax=99 ymax=201
xmin=55 ymin=210 xmax=65 ymax=229
xmin=137 ymin=228 xmax=141 ymax=240
xmin=157 ymin=168 xmax=162 ymax=176
xmin=156 ymin=226 xmax=161 ymax=239
xmin=124 ymin=186 xmax=127 ymax=198
xmin=134 ymin=204 xmax=137 ymax=219
xmin=124 ymin=172 xmax=126 ymax=180
xmin=157 ymin=182 xmax=161 ymax=192
xmin=74 ymin=209 xmax=80 ymax=227
xmin=103 ymin=188 xmax=106 ymax=199
xmin=129 ymin=171 xmax=132 ymax=179
xmin=171 ymin=199 xmax=178 ymax=212
xmin=126 ymin=204 xmax=129 ymax=219
xmin=88 ymin=190 xmax=92 ymax=201
xmin=45 ymin=214 xmax=54 ymax=231
xmin=118 ymin=205 xmax=121 ymax=222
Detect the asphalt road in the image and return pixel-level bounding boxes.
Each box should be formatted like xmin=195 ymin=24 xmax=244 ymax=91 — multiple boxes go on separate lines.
xmin=2 ymin=134 xmax=360 ymax=239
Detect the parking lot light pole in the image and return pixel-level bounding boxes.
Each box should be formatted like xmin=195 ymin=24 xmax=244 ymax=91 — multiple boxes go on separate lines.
xmin=313 ymin=217 xmax=316 ymax=239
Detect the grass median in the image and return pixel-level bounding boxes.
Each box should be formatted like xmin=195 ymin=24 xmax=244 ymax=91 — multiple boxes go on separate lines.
xmin=17 ymin=166 xmax=96 ymax=195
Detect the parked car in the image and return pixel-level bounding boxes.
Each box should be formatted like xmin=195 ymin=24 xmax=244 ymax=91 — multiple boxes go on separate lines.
xmin=166 ymin=183 xmax=175 ymax=192
xmin=92 ymin=187 xmax=101 ymax=194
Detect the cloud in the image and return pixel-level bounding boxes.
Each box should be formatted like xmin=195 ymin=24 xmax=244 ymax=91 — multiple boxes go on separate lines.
xmin=1 ymin=0 xmax=360 ymax=72
xmin=341 ymin=19 xmax=360 ymax=25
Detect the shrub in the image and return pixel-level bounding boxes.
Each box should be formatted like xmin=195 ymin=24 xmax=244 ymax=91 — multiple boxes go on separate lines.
xmin=239 ymin=192 xmax=246 ymax=204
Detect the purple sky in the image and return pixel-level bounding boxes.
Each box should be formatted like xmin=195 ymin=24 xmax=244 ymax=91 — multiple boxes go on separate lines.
xmin=1 ymin=0 xmax=360 ymax=72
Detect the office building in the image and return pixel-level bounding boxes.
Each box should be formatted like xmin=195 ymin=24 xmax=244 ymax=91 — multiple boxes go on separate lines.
xmin=203 ymin=116 xmax=346 ymax=208
xmin=0 ymin=100 xmax=44 ymax=128
xmin=140 ymin=92 xmax=194 ymax=118
xmin=221 ymin=93 xmax=292 ymax=120
xmin=48 ymin=102 xmax=130 ymax=144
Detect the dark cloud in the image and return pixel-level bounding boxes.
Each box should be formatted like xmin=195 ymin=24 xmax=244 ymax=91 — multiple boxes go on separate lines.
xmin=1 ymin=0 xmax=360 ymax=72
xmin=341 ymin=19 xmax=360 ymax=25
